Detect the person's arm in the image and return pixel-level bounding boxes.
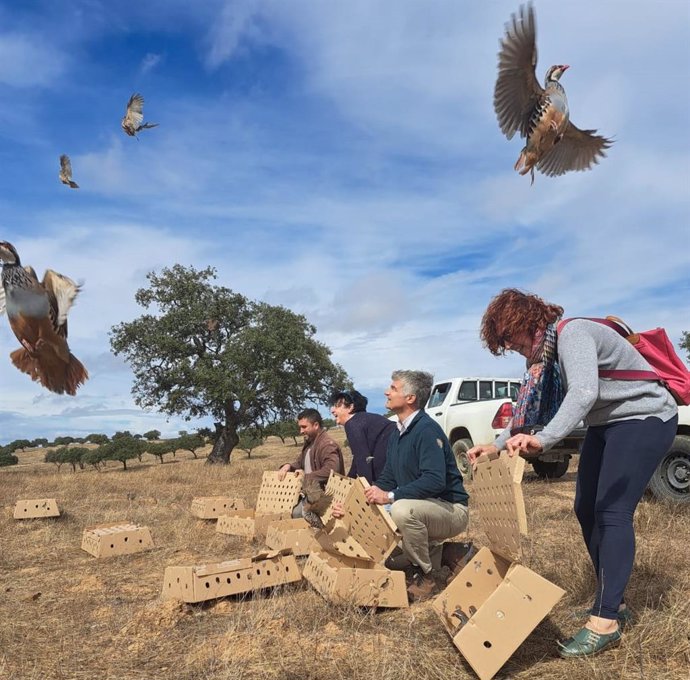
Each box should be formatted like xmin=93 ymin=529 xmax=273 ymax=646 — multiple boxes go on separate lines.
xmin=535 ymin=323 xmax=599 ymax=451
xmin=372 ymin=437 xmax=396 ymax=491
xmin=344 ymin=419 xmax=368 ymax=478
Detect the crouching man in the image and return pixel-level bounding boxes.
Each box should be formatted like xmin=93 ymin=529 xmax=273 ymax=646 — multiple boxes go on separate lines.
xmin=278 ymin=408 xmax=345 ymax=518
xmin=365 ymin=370 xmax=469 ymax=602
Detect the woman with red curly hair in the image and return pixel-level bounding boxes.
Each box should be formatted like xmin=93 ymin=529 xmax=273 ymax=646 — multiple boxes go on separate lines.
xmin=468 ymin=288 xmax=677 ymax=659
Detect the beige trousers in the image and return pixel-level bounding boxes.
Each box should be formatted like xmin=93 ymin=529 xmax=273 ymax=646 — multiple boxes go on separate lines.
xmin=390 ymin=498 xmax=469 ymax=574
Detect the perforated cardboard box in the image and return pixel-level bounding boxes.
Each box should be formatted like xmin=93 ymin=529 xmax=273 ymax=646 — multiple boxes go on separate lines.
xmin=264 ymin=518 xmax=320 ymax=556
xmin=162 ymin=549 xmax=302 ymax=603
xmin=13 ymin=498 xmax=60 ymax=519
xmin=303 ymin=473 xmax=408 ymax=608
xmin=190 ymin=496 xmax=245 ymax=519
xmin=81 ymin=522 xmax=154 ymax=558
xmin=433 ymin=453 xmax=565 ymax=680
xmin=216 ymin=471 xmax=303 ymax=539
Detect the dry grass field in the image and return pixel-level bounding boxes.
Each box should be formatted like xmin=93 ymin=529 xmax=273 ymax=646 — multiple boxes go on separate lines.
xmin=1 ymin=429 xmax=688 ymax=680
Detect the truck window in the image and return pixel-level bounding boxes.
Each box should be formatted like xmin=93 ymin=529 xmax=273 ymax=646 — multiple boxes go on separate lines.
xmin=495 ymin=381 xmax=508 ymax=398
xmin=457 ymin=381 xmax=478 ymax=401
xmin=479 ymin=381 xmax=493 ymax=400
xmin=509 ymin=382 xmax=520 ymax=400
xmin=427 ymin=382 xmax=451 ymax=408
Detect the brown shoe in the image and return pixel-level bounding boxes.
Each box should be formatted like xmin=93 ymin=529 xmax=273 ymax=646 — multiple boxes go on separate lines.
xmin=407 ymin=572 xmax=439 ymax=603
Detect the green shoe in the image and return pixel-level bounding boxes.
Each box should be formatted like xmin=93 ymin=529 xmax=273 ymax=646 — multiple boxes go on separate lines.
xmin=558 ymin=626 xmax=622 ymax=658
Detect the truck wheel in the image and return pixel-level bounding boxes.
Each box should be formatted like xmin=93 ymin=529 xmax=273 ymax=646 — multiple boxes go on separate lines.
xmin=452 ymin=439 xmax=474 ymax=480
xmin=647 ymin=435 xmax=690 ymax=504
xmin=531 ymin=457 xmax=570 ymax=479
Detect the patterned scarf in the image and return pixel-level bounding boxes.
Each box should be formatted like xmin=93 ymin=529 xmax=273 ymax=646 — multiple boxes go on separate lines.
xmin=511 ymin=323 xmax=564 ymax=435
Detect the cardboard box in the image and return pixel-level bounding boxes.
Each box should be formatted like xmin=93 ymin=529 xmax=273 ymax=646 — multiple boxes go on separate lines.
xmin=190 ymin=496 xmax=245 ymax=519
xmin=264 ymin=518 xmax=320 ymax=556
xmin=433 ymin=453 xmax=565 ymax=680
xmin=13 ymin=498 xmax=60 ymax=519
xmin=81 ymin=522 xmax=154 ymax=558
xmin=162 ymin=549 xmax=302 ymax=603
xmin=216 ymin=471 xmax=302 ymax=539
xmin=303 ymin=551 xmax=408 ymax=608
xmin=303 ymin=473 xmax=408 ymax=608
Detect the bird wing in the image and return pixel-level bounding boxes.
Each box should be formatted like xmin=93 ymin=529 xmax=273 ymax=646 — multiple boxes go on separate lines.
xmin=537 ymin=122 xmax=613 ymax=176
xmin=494 ymin=2 xmax=544 ymax=140
xmin=60 ymin=155 xmax=73 ymax=180
xmin=41 ymin=269 xmax=82 ymax=337
xmin=124 ymin=93 xmax=145 ymax=128
xmin=0 ymin=282 xmax=5 ymax=316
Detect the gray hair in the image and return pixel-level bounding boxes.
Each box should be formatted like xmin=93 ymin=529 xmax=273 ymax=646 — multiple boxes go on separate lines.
xmin=391 ymin=370 xmax=434 ymax=408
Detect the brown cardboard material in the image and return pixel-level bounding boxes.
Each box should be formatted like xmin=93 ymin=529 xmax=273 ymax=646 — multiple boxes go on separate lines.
xmin=303 ymin=551 xmax=408 ymax=608
xmin=190 ymin=496 xmax=245 ymax=519
xmin=433 ymin=453 xmax=565 ymax=680
xmin=81 ymin=522 xmax=154 ymax=558
xmin=216 ymin=471 xmax=302 ymax=539
xmin=303 ymin=473 xmax=408 ymax=608
xmin=162 ymin=549 xmax=302 ymax=603
xmin=264 ymin=518 xmax=320 ymax=556
xmin=13 ymin=498 xmax=60 ymax=519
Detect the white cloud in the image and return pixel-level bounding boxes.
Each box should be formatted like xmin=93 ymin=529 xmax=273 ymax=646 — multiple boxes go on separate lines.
xmin=0 ymin=33 xmax=66 ymax=87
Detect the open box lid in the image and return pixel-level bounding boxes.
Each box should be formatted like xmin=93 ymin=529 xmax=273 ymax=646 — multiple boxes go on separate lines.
xmin=317 ymin=473 xmax=399 ymax=564
xmin=255 ymin=471 xmax=303 ymax=515
xmin=472 ymin=452 xmax=527 ymax=563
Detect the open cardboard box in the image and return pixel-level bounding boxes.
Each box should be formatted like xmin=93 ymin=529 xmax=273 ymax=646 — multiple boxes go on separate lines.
xmin=13 ymin=498 xmax=60 ymax=519
xmin=162 ymin=548 xmax=302 ymax=603
xmin=302 ymin=473 xmax=409 ymax=608
xmin=81 ymin=522 xmax=154 ymax=558
xmin=432 ymin=452 xmax=565 ymax=680
xmin=216 ymin=471 xmax=302 ymax=539
xmin=190 ymin=496 xmax=245 ymax=519
xmin=264 ymin=518 xmax=320 ymax=556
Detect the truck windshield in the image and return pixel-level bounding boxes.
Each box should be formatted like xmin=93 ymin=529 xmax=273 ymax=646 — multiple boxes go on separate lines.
xmin=428 ymin=383 xmax=451 ymax=408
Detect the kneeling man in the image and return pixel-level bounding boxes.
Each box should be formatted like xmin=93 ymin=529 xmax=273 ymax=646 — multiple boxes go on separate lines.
xmin=365 ymin=370 xmax=469 ymax=601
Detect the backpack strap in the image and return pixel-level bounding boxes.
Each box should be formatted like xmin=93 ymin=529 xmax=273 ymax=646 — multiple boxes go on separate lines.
xmin=557 ymin=317 xmax=658 ymax=382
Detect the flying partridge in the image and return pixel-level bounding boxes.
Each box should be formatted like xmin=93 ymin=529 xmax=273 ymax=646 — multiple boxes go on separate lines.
xmin=301 ymin=479 xmax=333 ymax=530
xmin=59 ymin=155 xmax=79 ymax=189
xmin=121 ymin=93 xmax=159 ymax=137
xmin=494 ymin=3 xmax=612 ymax=183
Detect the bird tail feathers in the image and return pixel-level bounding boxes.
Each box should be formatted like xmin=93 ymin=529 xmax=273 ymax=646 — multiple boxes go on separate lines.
xmin=10 ymin=345 xmax=88 ymax=396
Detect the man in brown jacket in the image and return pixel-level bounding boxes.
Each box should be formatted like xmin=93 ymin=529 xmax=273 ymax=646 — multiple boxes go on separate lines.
xmin=278 ymin=408 xmax=344 ymax=518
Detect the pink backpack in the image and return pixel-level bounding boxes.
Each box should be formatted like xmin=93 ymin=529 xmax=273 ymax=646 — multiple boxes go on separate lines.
xmin=558 ymin=316 xmax=690 ymax=406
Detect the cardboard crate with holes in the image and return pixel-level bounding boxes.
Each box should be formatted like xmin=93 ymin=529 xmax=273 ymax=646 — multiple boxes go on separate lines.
xmin=216 ymin=471 xmax=303 ymax=539
xmin=264 ymin=518 xmax=320 ymax=556
xmin=302 ymin=472 xmax=408 ymax=608
xmin=432 ymin=452 xmax=565 ymax=680
xmin=190 ymin=496 xmax=245 ymax=519
xmin=81 ymin=522 xmax=154 ymax=558
xmin=13 ymin=498 xmax=60 ymax=519
xmin=162 ymin=548 xmax=302 ymax=603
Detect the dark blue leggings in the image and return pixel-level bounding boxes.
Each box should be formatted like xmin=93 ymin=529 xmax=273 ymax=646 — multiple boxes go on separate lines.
xmin=574 ymin=415 xmax=678 ymax=620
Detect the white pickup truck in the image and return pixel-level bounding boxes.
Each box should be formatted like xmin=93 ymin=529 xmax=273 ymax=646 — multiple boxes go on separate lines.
xmin=425 ymin=376 xmax=690 ymax=504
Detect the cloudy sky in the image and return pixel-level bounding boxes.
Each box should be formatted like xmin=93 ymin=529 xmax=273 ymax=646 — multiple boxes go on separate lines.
xmin=0 ymin=0 xmax=688 ymax=444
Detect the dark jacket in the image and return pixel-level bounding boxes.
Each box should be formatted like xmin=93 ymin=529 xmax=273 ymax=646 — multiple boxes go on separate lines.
xmin=344 ymin=411 xmax=396 ymax=483
xmin=376 ymin=410 xmax=469 ymax=504
xmin=284 ymin=428 xmax=344 ymax=486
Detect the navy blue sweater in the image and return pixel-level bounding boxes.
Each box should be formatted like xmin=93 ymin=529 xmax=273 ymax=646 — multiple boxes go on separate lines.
xmin=344 ymin=411 xmax=396 ymax=483
xmin=376 ymin=411 xmax=469 ymax=504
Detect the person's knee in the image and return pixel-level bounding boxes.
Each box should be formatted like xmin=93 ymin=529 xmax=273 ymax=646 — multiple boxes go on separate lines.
xmin=390 ymin=499 xmax=418 ymax=529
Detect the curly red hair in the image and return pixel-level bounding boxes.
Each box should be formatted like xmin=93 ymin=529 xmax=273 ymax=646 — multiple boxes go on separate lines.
xmin=480 ymin=288 xmax=564 ymax=356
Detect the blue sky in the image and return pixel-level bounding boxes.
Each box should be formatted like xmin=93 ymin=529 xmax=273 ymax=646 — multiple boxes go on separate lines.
xmin=1 ymin=0 xmax=689 ymax=443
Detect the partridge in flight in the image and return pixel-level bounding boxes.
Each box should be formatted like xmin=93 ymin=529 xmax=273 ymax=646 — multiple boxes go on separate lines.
xmin=59 ymin=155 xmax=79 ymax=189
xmin=494 ymin=3 xmax=612 ymax=183
xmin=0 ymin=241 xmax=88 ymax=395
xmin=121 ymin=93 xmax=159 ymax=137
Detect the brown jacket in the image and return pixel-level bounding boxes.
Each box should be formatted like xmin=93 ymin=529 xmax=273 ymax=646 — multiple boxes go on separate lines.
xmin=285 ymin=428 xmax=344 ymax=486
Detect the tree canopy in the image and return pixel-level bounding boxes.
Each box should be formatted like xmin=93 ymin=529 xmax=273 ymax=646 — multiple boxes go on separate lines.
xmin=681 ymin=331 xmax=690 ymax=363
xmin=110 ymin=264 xmax=350 ymax=463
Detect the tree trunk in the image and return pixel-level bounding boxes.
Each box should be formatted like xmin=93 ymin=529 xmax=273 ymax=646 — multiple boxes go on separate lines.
xmin=206 ymin=403 xmax=240 ymax=465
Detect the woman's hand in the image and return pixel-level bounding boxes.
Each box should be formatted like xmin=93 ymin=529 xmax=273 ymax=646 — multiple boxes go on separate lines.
xmin=505 ymin=433 xmax=543 ymax=457
xmin=466 ymin=443 xmax=499 ymax=466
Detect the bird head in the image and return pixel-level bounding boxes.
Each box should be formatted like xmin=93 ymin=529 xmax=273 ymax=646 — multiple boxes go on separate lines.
xmin=0 ymin=241 xmax=20 ymax=266
xmin=545 ymin=64 xmax=569 ymax=84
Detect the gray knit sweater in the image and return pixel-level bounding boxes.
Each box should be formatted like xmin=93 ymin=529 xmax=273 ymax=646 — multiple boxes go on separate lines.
xmin=495 ymin=319 xmax=678 ymax=451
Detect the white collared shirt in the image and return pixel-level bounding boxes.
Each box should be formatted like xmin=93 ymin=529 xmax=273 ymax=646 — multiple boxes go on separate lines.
xmin=397 ymin=409 xmax=420 ymax=434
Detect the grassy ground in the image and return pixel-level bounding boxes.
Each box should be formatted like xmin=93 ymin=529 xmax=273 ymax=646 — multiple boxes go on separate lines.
xmin=1 ymin=431 xmax=688 ymax=680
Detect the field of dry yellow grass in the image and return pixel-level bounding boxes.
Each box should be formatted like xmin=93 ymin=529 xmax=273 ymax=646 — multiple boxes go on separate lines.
xmin=1 ymin=429 xmax=688 ymax=680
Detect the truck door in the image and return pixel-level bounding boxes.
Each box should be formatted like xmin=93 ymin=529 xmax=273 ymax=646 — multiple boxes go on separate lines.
xmin=426 ymin=381 xmax=452 ymax=430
